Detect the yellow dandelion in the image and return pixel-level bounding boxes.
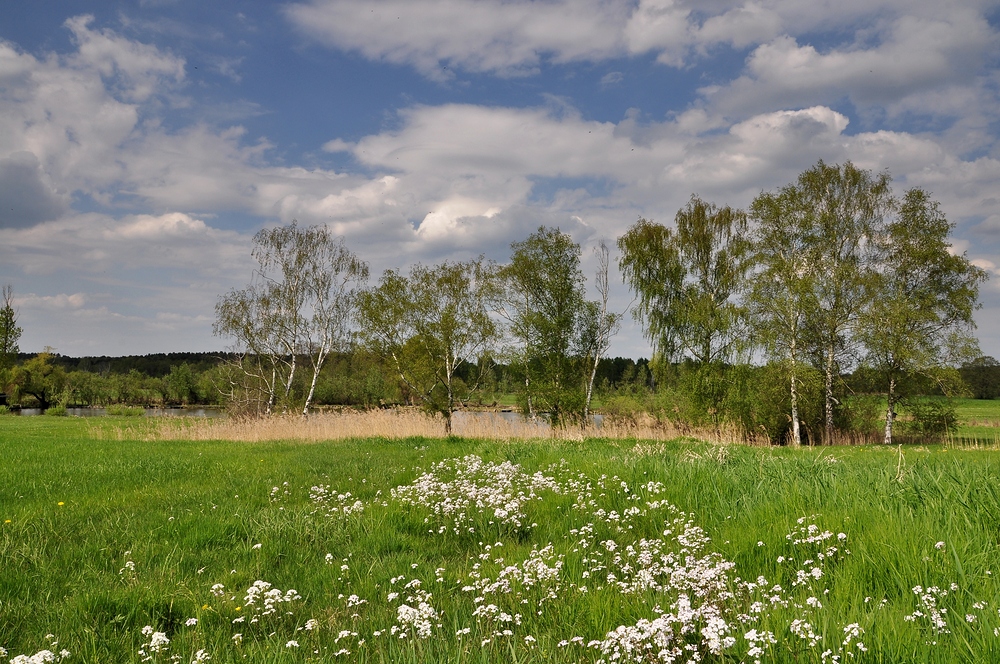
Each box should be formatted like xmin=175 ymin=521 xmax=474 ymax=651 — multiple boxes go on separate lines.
xmin=4 ymin=519 xmax=10 ymax=523
xmin=57 ymin=502 xmax=65 ymax=506
xmin=202 ymin=604 xmax=210 ymax=610
xmin=235 ymin=606 xmax=242 ymax=611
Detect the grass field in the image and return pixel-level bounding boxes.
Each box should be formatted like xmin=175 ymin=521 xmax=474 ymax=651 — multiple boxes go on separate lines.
xmin=2 ymin=416 xmax=1000 ymax=662
xmin=953 ymin=398 xmax=1000 ymax=445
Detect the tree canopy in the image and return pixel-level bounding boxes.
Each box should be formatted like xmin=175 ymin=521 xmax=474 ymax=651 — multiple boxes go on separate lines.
xmin=214 ymin=221 xmax=368 ymax=415
xmin=357 ymin=259 xmax=495 ymax=432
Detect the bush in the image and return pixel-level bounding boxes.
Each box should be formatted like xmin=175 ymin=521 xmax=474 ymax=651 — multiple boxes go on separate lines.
xmin=839 ymin=394 xmax=883 ymax=438
xmin=600 ymin=393 xmax=650 ymax=426
xmin=44 ymin=405 xmax=67 ymax=416
xmin=0 ymin=405 xmax=11 ymax=416
xmin=902 ymin=397 xmax=958 ymax=439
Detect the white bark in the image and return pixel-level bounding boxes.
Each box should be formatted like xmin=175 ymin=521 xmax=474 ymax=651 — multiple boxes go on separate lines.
xmin=824 ymin=345 xmax=835 ymax=444
xmin=789 ymin=334 xmax=801 ymax=447
xmin=884 ymin=376 xmax=896 ymax=445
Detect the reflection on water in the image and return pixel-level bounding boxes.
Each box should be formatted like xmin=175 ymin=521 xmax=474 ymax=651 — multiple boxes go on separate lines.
xmin=15 ymin=407 xmax=226 ymax=418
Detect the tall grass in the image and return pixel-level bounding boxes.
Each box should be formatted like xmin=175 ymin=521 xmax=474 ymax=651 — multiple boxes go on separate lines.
xmin=2 ymin=417 xmax=999 ymax=662
xmin=95 ymin=408 xmax=770 ymax=446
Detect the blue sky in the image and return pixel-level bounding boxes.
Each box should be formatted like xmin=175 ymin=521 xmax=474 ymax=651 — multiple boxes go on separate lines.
xmin=2 ymin=0 xmax=1000 ymax=359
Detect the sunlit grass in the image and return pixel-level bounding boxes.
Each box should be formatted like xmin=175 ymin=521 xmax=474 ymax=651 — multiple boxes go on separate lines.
xmin=1 ymin=417 xmax=999 ymax=662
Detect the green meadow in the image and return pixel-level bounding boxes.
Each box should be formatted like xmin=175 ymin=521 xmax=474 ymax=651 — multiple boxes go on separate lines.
xmin=2 ymin=416 xmax=1000 ymax=662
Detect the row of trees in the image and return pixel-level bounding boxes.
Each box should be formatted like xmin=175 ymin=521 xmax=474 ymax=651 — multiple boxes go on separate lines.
xmin=0 ymin=345 xmax=656 ymax=414
xmin=619 ymin=161 xmax=985 ymax=444
xmin=0 ymin=277 xmax=648 ymax=414
xmin=216 ymin=161 xmax=985 ymax=444
xmin=216 ymin=223 xmax=621 ymax=431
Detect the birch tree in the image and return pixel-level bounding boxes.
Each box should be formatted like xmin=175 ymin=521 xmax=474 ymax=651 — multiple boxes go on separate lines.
xmin=579 ymin=240 xmax=623 ymax=421
xmin=498 ymin=227 xmax=587 ymax=424
xmin=618 ymin=197 xmax=750 ymax=367
xmin=858 ymin=188 xmax=986 ymax=444
xmin=618 ymin=197 xmax=750 ymax=421
xmin=748 ymin=187 xmax=818 ymax=446
xmin=214 ymin=222 xmax=368 ymax=415
xmin=357 ymin=259 xmax=495 ymax=433
xmin=795 ymin=161 xmax=893 ymax=443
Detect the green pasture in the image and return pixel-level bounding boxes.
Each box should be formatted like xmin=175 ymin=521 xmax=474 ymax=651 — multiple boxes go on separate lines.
xmin=2 ymin=416 xmax=1000 ymax=662
xmin=952 ymin=397 xmax=1000 ymax=443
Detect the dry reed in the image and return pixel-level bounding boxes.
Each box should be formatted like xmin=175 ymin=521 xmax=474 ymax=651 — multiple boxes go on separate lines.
xmin=107 ymin=408 xmax=766 ymax=445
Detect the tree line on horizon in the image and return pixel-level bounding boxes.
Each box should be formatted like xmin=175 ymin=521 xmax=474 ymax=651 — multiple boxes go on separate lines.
xmin=0 ymin=161 xmax=990 ymax=444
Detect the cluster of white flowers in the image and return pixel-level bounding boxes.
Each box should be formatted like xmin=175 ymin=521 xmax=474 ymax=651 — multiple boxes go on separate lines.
xmin=577 ymin=509 xmax=739 ymax=663
xmin=308 ymin=484 xmax=364 ymax=518
xmin=744 ymin=628 xmax=777 ymax=663
xmin=8 ymin=651 xmax=71 ymax=664
xmin=119 ymin=551 xmax=137 ymax=582
xmin=467 ymin=543 xmax=563 ymax=598
xmin=904 ymin=584 xmax=953 ymax=636
xmin=241 ymin=580 xmax=301 ymax=623
xmin=391 ymin=455 xmax=560 ymax=534
xmin=138 ymin=626 xmax=170 ymax=662
xmin=595 ymin=594 xmax=736 ymax=663
xmin=242 ymin=455 xmax=997 ymax=661
xmin=345 ymin=594 xmax=367 ymax=608
xmin=8 ymin=635 xmax=70 ymax=664
xmin=790 ymin=618 xmax=822 ymax=647
xmin=386 ymin=583 xmax=439 ymax=640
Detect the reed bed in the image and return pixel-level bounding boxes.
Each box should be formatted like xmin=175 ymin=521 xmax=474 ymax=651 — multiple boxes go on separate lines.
xmin=111 ymin=408 xmax=767 ymax=446
xmin=89 ymin=407 xmax=1000 ymax=448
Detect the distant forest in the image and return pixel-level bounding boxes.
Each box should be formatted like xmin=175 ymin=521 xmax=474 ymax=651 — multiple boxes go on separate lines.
xmin=4 ymin=351 xmax=655 ymax=410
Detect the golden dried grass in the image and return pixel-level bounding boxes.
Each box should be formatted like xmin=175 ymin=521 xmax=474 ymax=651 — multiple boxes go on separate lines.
xmin=111 ymin=408 xmax=765 ymax=445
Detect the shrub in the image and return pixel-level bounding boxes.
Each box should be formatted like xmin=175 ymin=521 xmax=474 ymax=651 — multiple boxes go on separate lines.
xmin=903 ymin=397 xmax=958 ymax=439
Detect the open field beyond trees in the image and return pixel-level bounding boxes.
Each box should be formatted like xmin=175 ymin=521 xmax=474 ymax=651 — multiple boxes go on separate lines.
xmin=2 ymin=417 xmax=1000 ymax=663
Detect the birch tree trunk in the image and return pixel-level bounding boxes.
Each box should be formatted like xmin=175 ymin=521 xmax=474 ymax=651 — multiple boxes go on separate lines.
xmin=584 ymin=355 xmax=598 ymax=422
xmin=445 ymin=350 xmax=454 ymax=434
xmin=883 ymin=376 xmax=896 ymax=445
xmin=280 ymin=348 xmax=296 ymax=412
xmin=267 ymin=366 xmax=277 ymax=415
xmin=824 ymin=345 xmax=835 ymax=444
xmin=789 ymin=335 xmax=801 ymax=447
xmin=583 ymin=240 xmax=621 ymax=424
xmin=301 ymin=343 xmax=329 ymax=416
